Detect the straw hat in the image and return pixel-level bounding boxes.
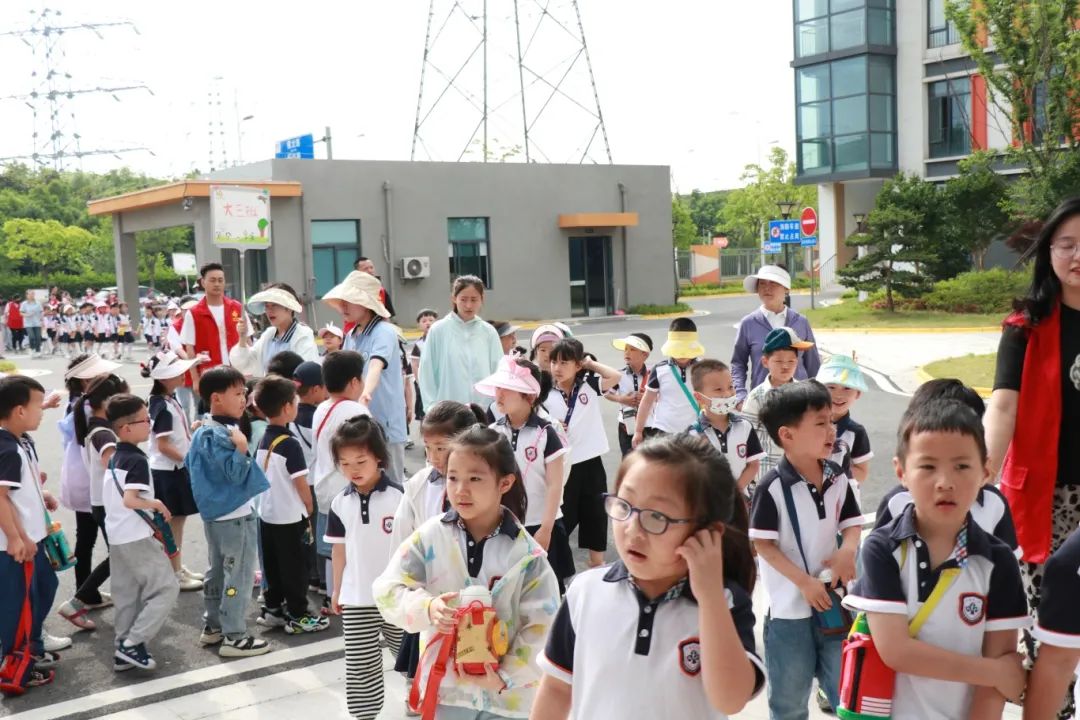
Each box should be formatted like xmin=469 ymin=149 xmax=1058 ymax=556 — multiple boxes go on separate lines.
xmin=64 ymin=353 xmax=121 ymax=381
xmin=148 ymin=351 xmax=200 ymax=381
xmin=247 ymin=287 xmax=302 ymax=315
xmin=660 ymin=330 xmax=705 ymax=360
xmin=322 ymin=271 xmax=390 ymax=318
xmin=475 ymin=355 xmax=542 ymax=397
xmin=743 ymin=265 xmax=792 ymax=293
xmin=816 ymin=353 xmax=868 ymax=392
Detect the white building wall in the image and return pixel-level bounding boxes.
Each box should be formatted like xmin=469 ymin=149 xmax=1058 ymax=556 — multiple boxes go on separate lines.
xmin=896 ymin=0 xmax=927 ymax=174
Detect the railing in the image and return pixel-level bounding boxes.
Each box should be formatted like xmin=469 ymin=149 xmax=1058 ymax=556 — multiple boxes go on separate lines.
xmin=815 ymin=252 xmax=839 ymax=290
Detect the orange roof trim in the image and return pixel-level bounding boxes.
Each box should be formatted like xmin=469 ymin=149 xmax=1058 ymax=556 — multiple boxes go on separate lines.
xmin=87 ymin=180 xmax=303 ymax=216
xmin=558 ymin=212 xmax=639 ymax=229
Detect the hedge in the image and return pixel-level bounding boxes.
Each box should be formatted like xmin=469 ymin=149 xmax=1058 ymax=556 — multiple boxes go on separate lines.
xmin=866 ymin=267 xmax=1031 ymax=314
xmin=0 ymin=272 xmax=187 ymax=300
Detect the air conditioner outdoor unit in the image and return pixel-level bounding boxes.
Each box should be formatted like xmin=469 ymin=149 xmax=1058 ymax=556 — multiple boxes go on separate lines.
xmin=401 ymin=256 xmax=431 ymax=280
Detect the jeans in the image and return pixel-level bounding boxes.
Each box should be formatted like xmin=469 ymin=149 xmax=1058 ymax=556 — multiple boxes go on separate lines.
xmin=203 ymin=513 xmax=258 ymax=639
xmin=0 ymin=543 xmax=59 ymax=658
xmin=764 ymin=615 xmax=844 ymax=720
xmin=26 ymin=326 xmax=41 ymax=353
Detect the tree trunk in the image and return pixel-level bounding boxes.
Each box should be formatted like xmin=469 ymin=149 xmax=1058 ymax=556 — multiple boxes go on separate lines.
xmin=974 ymin=247 xmax=986 ymax=271
xmin=884 ymin=264 xmax=894 ymax=312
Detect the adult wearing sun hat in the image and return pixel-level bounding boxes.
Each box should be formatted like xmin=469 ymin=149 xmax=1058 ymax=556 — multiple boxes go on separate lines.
xmin=230 ymin=283 xmax=317 ymax=377
xmin=323 ymin=270 xmax=409 ymax=482
xmin=732 ymin=264 xmax=821 ymax=405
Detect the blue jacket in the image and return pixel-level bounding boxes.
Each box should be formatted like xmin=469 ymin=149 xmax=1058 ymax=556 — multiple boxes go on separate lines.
xmin=185 ymin=420 xmax=269 ymax=521
xmin=731 ymin=307 xmax=822 ymax=403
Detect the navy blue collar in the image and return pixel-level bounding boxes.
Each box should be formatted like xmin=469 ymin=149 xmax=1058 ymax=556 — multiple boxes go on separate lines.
xmin=496 ymin=412 xmax=544 ymax=430
xmin=115 ymin=441 xmax=147 ymax=457
xmin=274 ymin=320 xmax=299 ymax=343
xmin=343 ymin=470 xmax=395 ymax=496
xmin=0 ymin=428 xmax=18 ymax=444
xmin=603 ymin=561 xmax=695 ymax=604
xmin=887 ymin=503 xmax=994 ymax=561
xmin=427 ymin=467 xmax=444 ymax=484
xmin=441 ymin=507 xmax=519 ymax=539
xmin=777 ymin=456 xmax=838 ymax=488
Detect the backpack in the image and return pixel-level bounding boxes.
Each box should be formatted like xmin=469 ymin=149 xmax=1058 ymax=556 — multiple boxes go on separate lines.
xmin=0 ymin=562 xmax=38 ymax=696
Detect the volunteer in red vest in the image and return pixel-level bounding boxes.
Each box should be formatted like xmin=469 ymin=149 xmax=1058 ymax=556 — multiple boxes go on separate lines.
xmin=987 ymin=197 xmax=1080 ymax=699
xmin=179 ymin=263 xmax=252 ymax=402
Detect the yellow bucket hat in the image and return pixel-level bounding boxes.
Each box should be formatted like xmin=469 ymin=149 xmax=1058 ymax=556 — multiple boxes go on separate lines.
xmin=660 ymin=330 xmax=705 ymax=359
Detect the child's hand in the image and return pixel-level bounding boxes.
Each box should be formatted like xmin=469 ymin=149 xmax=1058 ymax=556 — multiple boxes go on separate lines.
xmin=190 ymin=420 xmax=203 ymax=432
xmin=534 ymin=526 xmax=552 ymax=551
xmin=456 ymin=665 xmax=506 ymax=693
xmin=991 ymin=652 xmax=1026 ymax=703
xmin=427 ymin=591 xmax=459 ymax=634
xmin=675 ymin=527 xmax=727 ymax=600
xmin=631 ymin=431 xmax=644 ymax=449
xmin=5 ymin=535 xmax=30 ymax=563
xmin=798 ymin=575 xmax=833 ymax=612
xmin=154 ymin=500 xmax=173 ymax=523
xmin=229 ymin=426 xmax=249 ymax=455
xmin=360 ymin=390 xmax=373 ymax=407
xmin=331 ymin=592 xmax=342 ymax=615
xmin=42 ymin=490 xmax=59 ymax=512
xmin=825 ymin=545 xmax=857 ymax=587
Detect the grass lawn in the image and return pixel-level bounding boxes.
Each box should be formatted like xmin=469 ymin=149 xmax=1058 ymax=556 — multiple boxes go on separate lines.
xmin=923 ymin=353 xmax=996 ymax=389
xmin=804 ymin=302 xmax=1002 ymax=329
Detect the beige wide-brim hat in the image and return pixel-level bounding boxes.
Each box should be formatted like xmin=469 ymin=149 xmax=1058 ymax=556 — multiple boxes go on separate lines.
xmin=322 ymin=271 xmax=390 ymax=318
xmin=247 ymin=287 xmax=302 ymax=315
xmin=64 ymin=353 xmax=121 ymax=381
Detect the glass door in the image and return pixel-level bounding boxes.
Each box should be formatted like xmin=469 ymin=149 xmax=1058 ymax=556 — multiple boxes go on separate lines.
xmin=568 ymin=236 xmax=613 ymax=317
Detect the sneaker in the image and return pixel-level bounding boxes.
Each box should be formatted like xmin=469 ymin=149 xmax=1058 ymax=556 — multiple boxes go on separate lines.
xmin=25 ymin=668 xmax=55 ymax=688
xmin=58 ymin=600 xmax=97 ymax=631
xmin=182 ymin=566 xmax=206 ymax=581
xmin=198 ymin=625 xmax=223 ymax=646
xmin=404 ymin=700 xmax=420 ymax=717
xmin=284 ymin=613 xmax=330 ymax=635
xmin=32 ymin=651 xmax=60 ymax=670
xmin=43 ymin=632 xmax=72 ymax=652
xmin=219 ymin=635 xmax=270 ymax=658
xmin=113 ymin=656 xmax=134 ymax=673
xmin=816 ymin=687 xmax=835 ymax=715
xmin=256 ymin=606 xmax=287 ymax=628
xmin=176 ymin=571 xmax=204 ymax=592
xmin=115 ymin=642 xmax=156 ymax=671
xmin=83 ymin=592 xmax=113 ymax=610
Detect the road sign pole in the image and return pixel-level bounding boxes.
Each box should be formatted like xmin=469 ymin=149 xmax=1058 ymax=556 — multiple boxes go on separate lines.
xmin=783 ymin=243 xmax=792 ymax=308
xmin=810 ymin=247 xmax=816 ymax=309
xmin=238 ymin=250 xmax=246 ymax=304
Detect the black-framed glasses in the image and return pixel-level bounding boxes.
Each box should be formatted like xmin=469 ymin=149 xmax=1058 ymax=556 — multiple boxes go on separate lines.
xmin=603 ymin=494 xmax=694 ymax=535
xmin=124 ymin=418 xmax=151 ymax=427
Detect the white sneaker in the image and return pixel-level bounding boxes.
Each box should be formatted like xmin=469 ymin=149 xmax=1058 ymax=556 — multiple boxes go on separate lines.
xmin=43 ymin=632 xmax=73 ymax=652
xmin=182 ymin=566 xmax=205 ymax=581
xmin=176 ymin=571 xmax=204 ymax=592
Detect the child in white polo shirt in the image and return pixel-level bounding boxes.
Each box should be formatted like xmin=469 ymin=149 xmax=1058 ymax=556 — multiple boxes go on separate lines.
xmin=842 ymin=399 xmax=1029 ymax=719
xmin=1027 ymin=527 xmax=1080 ymax=720
xmin=534 ymin=432 xmax=765 ymax=719
xmin=605 ymin=333 xmax=652 ymax=456
xmin=687 ymin=359 xmax=765 ymax=496
xmin=816 ymin=354 xmax=873 ymax=487
xmin=633 ymin=318 xmax=704 ymax=447
xmin=749 ymin=380 xmax=863 ymax=718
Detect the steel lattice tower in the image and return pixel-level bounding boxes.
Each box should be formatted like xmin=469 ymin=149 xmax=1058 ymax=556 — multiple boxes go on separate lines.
xmin=411 ymin=0 xmax=612 ymax=164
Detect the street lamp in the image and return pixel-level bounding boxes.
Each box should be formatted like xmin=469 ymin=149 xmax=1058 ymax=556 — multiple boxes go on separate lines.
xmin=853 ymin=212 xmax=867 ymax=234
xmin=777 ymin=200 xmax=797 ymax=220
xmin=777 ymin=200 xmax=797 ymax=307
xmin=236 ymin=114 xmax=255 ymax=165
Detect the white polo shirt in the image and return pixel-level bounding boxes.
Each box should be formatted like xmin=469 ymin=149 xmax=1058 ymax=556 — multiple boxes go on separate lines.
xmin=255 ymin=425 xmax=309 ymax=525
xmin=324 ymin=472 xmax=404 ymax=606
xmin=103 ymin=442 xmax=156 ymax=546
xmin=874 ymin=484 xmax=1020 ymax=558
xmin=311 ymin=398 xmax=370 ymax=510
xmin=444 ymin=508 xmax=523 ymax=583
xmin=148 ymin=393 xmax=191 ymax=471
xmin=538 ymin=561 xmax=765 ymax=719
xmin=749 ymin=458 xmax=864 ymax=619
xmin=687 ymin=414 xmax=766 ymax=485
xmin=543 ymin=372 xmax=607 ymax=463
xmin=644 ymin=359 xmax=699 ymax=433
xmin=830 ymin=413 xmax=873 ymax=474
xmin=0 ymin=430 xmax=48 ymax=551
xmin=288 ymin=403 xmax=317 ymax=479
xmin=844 ymin=505 xmax=1029 ymax=720
xmin=1034 ymin=527 xmax=1080 ymax=650
xmin=490 ymin=413 xmax=567 ymax=527
xmin=83 ymin=418 xmax=118 ymax=507
xmin=611 ymin=364 xmax=650 ymax=432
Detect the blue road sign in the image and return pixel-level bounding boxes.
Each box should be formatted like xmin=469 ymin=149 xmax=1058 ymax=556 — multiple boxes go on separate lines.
xmin=768 ymin=219 xmax=801 ymax=244
xmin=763 ymin=240 xmax=783 ymax=254
xmin=800 ymin=236 xmax=818 ymax=247
xmin=274 ymin=134 xmax=315 ymax=159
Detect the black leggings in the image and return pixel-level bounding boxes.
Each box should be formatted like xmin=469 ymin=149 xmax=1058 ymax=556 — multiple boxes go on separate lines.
xmin=74 ymin=507 xmax=111 ymax=605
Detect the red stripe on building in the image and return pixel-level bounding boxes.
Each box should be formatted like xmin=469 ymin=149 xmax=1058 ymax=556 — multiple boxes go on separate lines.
xmin=971 ymin=74 xmax=988 ymax=151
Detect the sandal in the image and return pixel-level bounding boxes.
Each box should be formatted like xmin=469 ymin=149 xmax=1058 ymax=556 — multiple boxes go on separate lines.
xmin=58 ymin=600 xmax=97 ymax=631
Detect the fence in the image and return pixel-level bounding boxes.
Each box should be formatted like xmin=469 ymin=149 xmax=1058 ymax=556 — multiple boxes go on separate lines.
xmin=677 ymin=246 xmax=809 ymax=286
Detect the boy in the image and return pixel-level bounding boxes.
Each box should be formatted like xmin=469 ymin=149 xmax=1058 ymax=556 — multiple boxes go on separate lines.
xmin=816 ymin=353 xmax=873 ymax=487
xmin=632 ymin=318 xmax=704 ymax=448
xmin=606 ymin=332 xmax=652 ymax=456
xmin=742 ymin=326 xmax=815 ymax=481
xmin=311 ymin=350 xmax=369 ymax=602
xmin=0 ymin=376 xmax=59 ymax=690
xmin=102 ymin=394 xmax=180 ymax=671
xmin=688 ymin=359 xmax=765 ymax=494
xmin=410 ymin=309 xmax=437 ymax=423
xmin=187 ymin=365 xmax=271 ymax=657
xmin=291 ymin=361 xmax=327 ymax=594
xmin=1026 ymin=526 xmax=1080 ymax=720
xmin=252 ymin=376 xmax=328 ymax=635
xmin=843 ymin=400 xmax=1028 ymax=719
xmin=749 ymin=380 xmax=863 ymax=719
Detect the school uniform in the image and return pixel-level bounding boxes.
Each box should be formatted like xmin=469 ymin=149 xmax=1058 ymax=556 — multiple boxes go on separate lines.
xmin=741 ymin=378 xmax=792 ymax=482
xmin=830 ymin=412 xmax=872 ymax=505
xmin=324 ymin=472 xmax=405 ymax=720
xmin=95 ymin=312 xmax=113 ymax=344
xmin=103 ymin=442 xmax=180 ymax=652
xmin=643 ymin=358 xmax=699 ymax=435
xmin=256 ymin=425 xmax=313 ymax=619
xmin=611 ymin=363 xmax=649 ymax=455
xmin=491 ymin=412 xmax=575 ymax=583
xmin=289 ymin=402 xmax=319 ymax=588
xmin=844 ymin=504 xmax=1029 ymax=720
xmin=874 ymin=484 xmax=1021 ymax=558
xmin=749 ymin=457 xmax=864 ymax=716
xmin=687 ymin=413 xmax=766 ymax=492
xmin=538 ymin=561 xmax=766 ymax=719
xmin=0 ymin=430 xmax=59 ymax=663
xmin=311 ymin=398 xmax=369 ymax=583
xmin=1033 ymin=527 xmax=1080 ymax=653
xmin=543 ymin=372 xmax=609 ymax=553
xmin=84 ymin=417 xmax=118 ymax=527
xmin=148 ymin=393 xmax=198 ymax=517
xmin=373 ymin=509 xmax=561 ymax=719
xmin=118 ymin=313 xmax=134 ymax=345
xmin=61 ymin=315 xmax=77 ymax=344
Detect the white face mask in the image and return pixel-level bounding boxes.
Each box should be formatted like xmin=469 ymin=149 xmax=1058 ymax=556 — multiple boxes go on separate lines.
xmin=707 ymin=395 xmax=739 ymax=415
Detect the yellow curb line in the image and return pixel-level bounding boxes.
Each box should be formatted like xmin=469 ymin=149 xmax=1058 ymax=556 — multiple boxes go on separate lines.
xmin=679 ymin=289 xmax=814 ymax=301
xmin=915 ymin=366 xmax=993 ymax=398
xmin=814 ymin=326 xmax=1001 ymax=335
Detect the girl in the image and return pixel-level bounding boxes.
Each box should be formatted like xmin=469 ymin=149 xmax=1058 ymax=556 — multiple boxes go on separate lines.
xmin=117 ymin=302 xmax=134 ymax=361
xmin=57 ymin=370 xmax=131 ymax=628
xmin=543 ymin=338 xmax=622 ymax=569
xmin=230 ymin=283 xmax=318 ymax=376
xmin=78 ymin=302 xmax=94 ymax=353
xmin=374 ymin=426 xmax=560 ymax=720
xmin=476 ymin=357 xmax=575 ymax=590
xmin=318 ymin=323 xmax=344 ymax=357
xmin=108 ymin=304 xmax=122 ymax=360
xmin=325 ymin=416 xmax=406 ymax=720
xmin=43 ymin=306 xmax=57 ymax=356
xmin=61 ymin=305 xmax=78 ymax=357
xmin=528 ymin=325 xmax=566 ymax=373
xmin=531 ymin=433 xmax=764 ymax=719
xmin=94 ymin=304 xmax=113 ymax=358
xmin=143 ymin=352 xmax=204 ymax=592
xmin=417 ymin=275 xmax=504 ymax=410
xmin=142 ymin=305 xmax=156 ymax=351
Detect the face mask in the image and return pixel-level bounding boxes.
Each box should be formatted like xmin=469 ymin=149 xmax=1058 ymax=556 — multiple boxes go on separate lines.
xmin=708 ymin=395 xmax=739 ymax=415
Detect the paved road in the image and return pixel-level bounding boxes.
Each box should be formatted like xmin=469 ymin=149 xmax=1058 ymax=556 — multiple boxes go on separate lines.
xmin=2 ymin=292 xmax=913 ymax=718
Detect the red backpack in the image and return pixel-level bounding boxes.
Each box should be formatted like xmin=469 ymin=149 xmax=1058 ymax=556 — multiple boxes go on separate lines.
xmin=0 ymin=562 xmax=39 ymax=696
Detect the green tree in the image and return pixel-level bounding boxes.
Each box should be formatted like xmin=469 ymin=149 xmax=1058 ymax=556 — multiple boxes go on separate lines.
xmin=0 ymin=219 xmax=95 ymax=281
xmin=941 ymin=152 xmax=1010 ymax=270
xmin=721 ymin=147 xmax=817 ymax=249
xmin=136 ymin=227 xmax=194 ymax=288
xmin=685 ymin=189 xmax=729 ymax=239
xmin=672 ymin=196 xmax=697 ymax=250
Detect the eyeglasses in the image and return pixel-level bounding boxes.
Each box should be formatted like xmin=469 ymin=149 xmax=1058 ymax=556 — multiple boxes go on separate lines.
xmin=124 ymin=419 xmax=151 ymax=427
xmin=603 ymin=494 xmax=694 ymax=535
xmin=1051 ymin=242 xmax=1080 ymax=260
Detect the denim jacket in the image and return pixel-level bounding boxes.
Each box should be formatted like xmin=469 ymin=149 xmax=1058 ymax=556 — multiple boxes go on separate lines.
xmin=186 ymin=418 xmax=269 ymax=521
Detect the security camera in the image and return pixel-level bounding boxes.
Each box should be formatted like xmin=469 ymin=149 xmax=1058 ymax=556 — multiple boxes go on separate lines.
xmin=182 ymin=197 xmax=193 ymax=211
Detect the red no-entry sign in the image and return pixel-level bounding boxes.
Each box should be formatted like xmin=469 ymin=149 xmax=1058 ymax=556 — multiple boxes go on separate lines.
xmin=801 ymin=207 xmax=818 ymax=237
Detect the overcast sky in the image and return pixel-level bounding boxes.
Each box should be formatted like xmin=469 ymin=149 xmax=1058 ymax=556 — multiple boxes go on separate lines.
xmin=0 ymin=1 xmax=795 ymax=192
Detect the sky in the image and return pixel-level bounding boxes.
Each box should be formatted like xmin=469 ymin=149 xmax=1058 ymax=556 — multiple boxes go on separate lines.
xmin=0 ymin=1 xmax=796 ymax=192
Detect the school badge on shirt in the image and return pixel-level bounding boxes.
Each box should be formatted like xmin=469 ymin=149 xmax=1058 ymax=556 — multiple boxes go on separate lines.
xmin=959 ymin=592 xmax=986 ymax=625
xmin=382 ymin=516 xmax=394 ymax=534
xmin=678 ymin=637 xmax=702 ymax=676
xmin=524 ymin=446 xmax=538 ymax=462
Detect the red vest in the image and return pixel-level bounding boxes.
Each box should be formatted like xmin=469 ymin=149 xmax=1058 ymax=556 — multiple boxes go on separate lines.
xmin=189 ymin=296 xmax=243 ymax=369
xmin=999 ymin=305 xmax=1062 ymax=564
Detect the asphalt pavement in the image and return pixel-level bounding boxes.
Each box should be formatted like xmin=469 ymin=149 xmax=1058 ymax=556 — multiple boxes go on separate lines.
xmin=1 ymin=291 xmax=914 ymax=718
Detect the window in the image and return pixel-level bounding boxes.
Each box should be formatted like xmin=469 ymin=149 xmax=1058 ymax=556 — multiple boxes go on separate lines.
xmin=448 ymin=217 xmax=490 ymax=287
xmin=928 ymin=77 xmax=971 ymax=158
xmin=312 ymin=220 xmax=360 ymax=298
xmin=927 ymin=0 xmax=960 ymax=48
xmin=795 ymin=0 xmax=894 ymax=58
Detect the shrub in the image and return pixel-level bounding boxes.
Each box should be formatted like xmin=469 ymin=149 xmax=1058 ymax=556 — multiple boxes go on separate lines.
xmin=0 ymin=271 xmax=187 ymax=301
xmin=922 ymin=267 xmax=1031 ymax=314
xmin=628 ymin=302 xmax=693 ymax=315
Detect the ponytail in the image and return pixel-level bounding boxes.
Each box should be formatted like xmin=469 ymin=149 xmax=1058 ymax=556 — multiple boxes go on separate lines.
xmin=74 ymin=373 xmax=131 ymax=446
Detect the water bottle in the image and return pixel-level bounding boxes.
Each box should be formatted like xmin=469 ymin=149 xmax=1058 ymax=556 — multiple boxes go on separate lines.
xmin=838 ymin=613 xmax=896 ymax=719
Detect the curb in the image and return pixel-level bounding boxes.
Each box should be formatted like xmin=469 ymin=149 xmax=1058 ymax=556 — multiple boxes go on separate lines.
xmin=678 ymin=288 xmax=816 ymax=301
xmin=915 ymin=366 xmax=993 ymax=398
xmin=398 ymin=313 xmax=649 ymax=340
xmin=814 ymin=326 xmax=1001 ymax=335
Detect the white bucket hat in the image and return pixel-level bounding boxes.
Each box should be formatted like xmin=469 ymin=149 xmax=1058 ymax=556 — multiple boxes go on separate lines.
xmin=247 ymin=287 xmax=302 ymax=315
xmin=322 ymin=271 xmax=390 ymax=318
xmin=744 ymin=265 xmax=792 ymax=293
xmin=475 ymin=355 xmax=542 ymax=397
xmin=64 ymin=354 xmax=121 ymax=381
xmin=149 ymin=351 xmax=200 ymax=380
